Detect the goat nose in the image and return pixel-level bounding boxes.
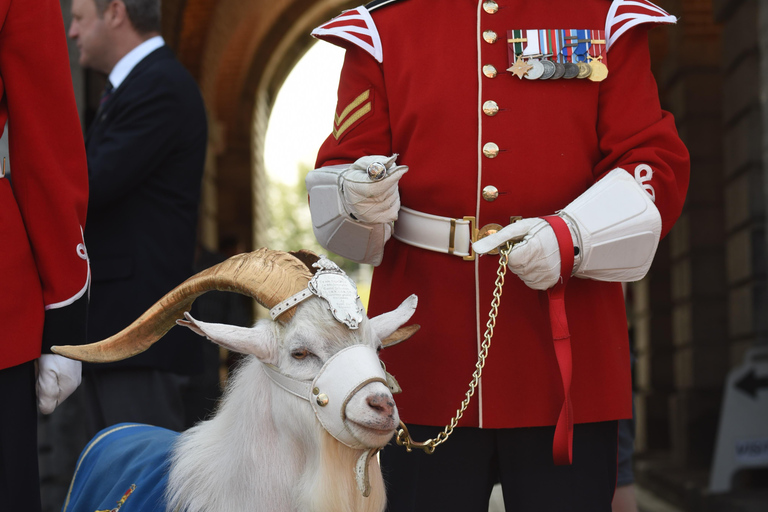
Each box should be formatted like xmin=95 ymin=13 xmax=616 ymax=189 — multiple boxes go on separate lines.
xmin=367 ymin=394 xmax=395 ymax=417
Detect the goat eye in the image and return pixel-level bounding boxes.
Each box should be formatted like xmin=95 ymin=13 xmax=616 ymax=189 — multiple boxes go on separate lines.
xmin=291 ymin=349 xmax=309 ymax=360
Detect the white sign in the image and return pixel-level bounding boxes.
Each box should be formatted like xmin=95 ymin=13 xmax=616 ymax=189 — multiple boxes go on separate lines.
xmin=709 ymin=347 xmax=768 ymax=493
xmin=735 ymin=437 xmax=768 ymax=463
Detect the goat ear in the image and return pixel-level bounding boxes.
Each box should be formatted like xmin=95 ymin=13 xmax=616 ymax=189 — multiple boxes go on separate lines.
xmin=369 ymin=294 xmax=418 ymax=342
xmin=177 ymin=313 xmax=277 ymax=363
xmin=381 ymin=324 xmax=420 ymax=348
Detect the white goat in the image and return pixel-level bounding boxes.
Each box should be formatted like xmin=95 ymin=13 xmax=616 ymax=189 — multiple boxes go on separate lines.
xmin=54 ymin=249 xmax=418 ymax=512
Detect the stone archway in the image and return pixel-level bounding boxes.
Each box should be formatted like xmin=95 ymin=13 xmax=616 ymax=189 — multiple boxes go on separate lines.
xmin=163 ymin=0 xmax=357 ymax=252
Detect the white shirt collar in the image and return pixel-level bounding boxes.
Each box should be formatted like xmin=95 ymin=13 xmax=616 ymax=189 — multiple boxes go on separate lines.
xmin=108 ymin=36 xmax=165 ymax=89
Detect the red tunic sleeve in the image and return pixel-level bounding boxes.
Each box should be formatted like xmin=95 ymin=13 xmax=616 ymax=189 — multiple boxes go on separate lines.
xmin=0 ymin=0 xmax=89 ymax=356
xmin=595 ymin=26 xmax=690 ymax=238
xmin=315 ymin=44 xmax=392 ymax=168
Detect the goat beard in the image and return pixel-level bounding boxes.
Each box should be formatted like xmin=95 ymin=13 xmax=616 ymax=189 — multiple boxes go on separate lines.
xmin=302 ymin=432 xmax=387 ymax=512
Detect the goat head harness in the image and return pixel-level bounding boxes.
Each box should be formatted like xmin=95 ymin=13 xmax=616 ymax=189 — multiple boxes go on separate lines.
xmin=265 ymin=258 xmax=386 ymax=497
xmin=263 ymin=345 xmax=388 ymax=497
xmin=269 ymin=256 xmax=364 ymax=329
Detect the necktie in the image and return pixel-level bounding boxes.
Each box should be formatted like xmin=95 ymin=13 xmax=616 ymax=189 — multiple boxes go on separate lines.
xmin=88 ymin=81 xmax=114 ymax=142
xmin=100 ymin=81 xmax=114 ymax=108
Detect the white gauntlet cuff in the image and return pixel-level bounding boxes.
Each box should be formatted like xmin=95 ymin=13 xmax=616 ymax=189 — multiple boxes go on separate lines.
xmin=306 ymin=163 xmax=395 ymax=266
xmin=561 ymin=168 xmax=662 ymax=282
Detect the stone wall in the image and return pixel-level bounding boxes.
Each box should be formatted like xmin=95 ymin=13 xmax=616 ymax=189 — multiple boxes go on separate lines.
xmin=635 ymin=0 xmax=728 ymax=469
xmin=634 ymin=0 xmax=768 ymax=479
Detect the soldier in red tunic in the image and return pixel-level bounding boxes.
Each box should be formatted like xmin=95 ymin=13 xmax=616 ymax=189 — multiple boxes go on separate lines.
xmin=307 ymin=1 xmax=689 ymax=510
xmin=0 ymin=1 xmax=90 ymax=510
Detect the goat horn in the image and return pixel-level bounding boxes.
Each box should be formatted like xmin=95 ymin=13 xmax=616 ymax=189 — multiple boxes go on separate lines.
xmin=52 ymin=248 xmax=314 ymax=363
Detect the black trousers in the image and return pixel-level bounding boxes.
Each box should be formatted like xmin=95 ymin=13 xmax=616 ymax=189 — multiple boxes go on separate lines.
xmin=381 ymin=421 xmax=618 ymax=512
xmin=0 ymin=361 xmax=42 ymax=512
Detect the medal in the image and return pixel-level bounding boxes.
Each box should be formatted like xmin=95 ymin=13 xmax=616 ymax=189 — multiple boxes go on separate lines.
xmin=588 ymin=29 xmax=608 ymax=82
xmin=507 ymin=30 xmax=528 ymax=78
xmin=540 ymin=60 xmax=556 ymax=80
xmin=577 ymin=62 xmax=592 ymax=79
xmin=560 ymin=30 xmax=579 ymax=79
xmin=524 ymin=59 xmax=545 ymax=80
xmin=588 ymin=58 xmax=608 ymax=82
xmin=574 ymin=29 xmax=591 ymax=79
xmin=507 ymin=28 xmax=607 ymax=83
xmin=563 ymin=62 xmax=579 ymax=79
xmin=507 ymin=55 xmax=533 ymax=79
xmin=521 ymin=29 xmax=544 ymax=80
xmin=536 ymin=30 xmax=555 ymax=80
xmin=551 ymin=62 xmax=566 ymax=79
xmin=548 ymin=29 xmax=563 ymax=80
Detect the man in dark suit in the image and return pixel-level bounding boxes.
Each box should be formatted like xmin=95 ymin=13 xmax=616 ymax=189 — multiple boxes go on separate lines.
xmin=68 ymin=0 xmax=208 ymax=434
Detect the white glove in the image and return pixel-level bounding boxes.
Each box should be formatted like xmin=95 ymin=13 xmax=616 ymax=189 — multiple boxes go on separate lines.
xmin=339 ymin=154 xmax=408 ymax=223
xmin=306 ymin=155 xmax=409 ymax=265
xmin=473 ymin=218 xmax=569 ymax=290
xmin=472 ymin=168 xmax=663 ymax=289
xmin=36 ymin=354 xmax=82 ymax=414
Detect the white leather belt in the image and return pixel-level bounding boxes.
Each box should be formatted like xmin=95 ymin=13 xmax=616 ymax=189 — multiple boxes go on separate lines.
xmin=393 ymin=206 xmax=477 ymax=260
xmin=394 ymin=207 xmax=521 ymax=260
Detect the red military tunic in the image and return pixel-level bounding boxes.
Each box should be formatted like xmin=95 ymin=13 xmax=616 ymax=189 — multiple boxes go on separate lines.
xmin=0 ymin=0 xmax=90 ymax=371
xmin=314 ymin=0 xmax=689 ymax=429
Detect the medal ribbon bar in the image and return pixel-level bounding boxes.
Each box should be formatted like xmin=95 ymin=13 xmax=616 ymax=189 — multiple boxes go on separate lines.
xmin=575 ymin=29 xmax=590 ymax=62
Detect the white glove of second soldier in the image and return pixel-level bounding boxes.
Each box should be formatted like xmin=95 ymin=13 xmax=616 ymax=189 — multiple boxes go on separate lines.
xmin=36 ymin=354 xmax=82 ymax=414
xmin=339 ymin=154 xmax=408 ymax=223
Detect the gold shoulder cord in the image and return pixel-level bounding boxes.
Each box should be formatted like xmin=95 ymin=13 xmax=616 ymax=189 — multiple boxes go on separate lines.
xmin=396 ymin=241 xmax=514 ymax=454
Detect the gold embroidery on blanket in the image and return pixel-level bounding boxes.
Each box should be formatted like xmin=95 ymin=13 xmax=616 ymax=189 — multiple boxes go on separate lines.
xmin=95 ymin=483 xmax=136 ymax=512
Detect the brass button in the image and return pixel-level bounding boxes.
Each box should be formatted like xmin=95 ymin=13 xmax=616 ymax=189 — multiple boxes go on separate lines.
xmin=482 ymin=64 xmax=497 ymax=78
xmin=482 ymin=142 xmax=500 ymax=158
xmin=316 ymin=393 xmax=329 ymax=407
xmin=482 ymin=186 xmax=499 ymax=202
xmin=483 ymin=1 xmax=499 ymax=14
xmin=482 ymin=30 xmax=498 ymax=44
xmin=483 ymin=100 xmax=499 ymax=116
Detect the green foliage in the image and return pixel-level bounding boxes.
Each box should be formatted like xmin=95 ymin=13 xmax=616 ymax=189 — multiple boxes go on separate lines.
xmin=265 ymin=163 xmax=363 ymax=277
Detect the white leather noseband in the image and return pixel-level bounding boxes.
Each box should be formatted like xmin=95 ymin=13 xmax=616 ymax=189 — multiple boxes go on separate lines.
xmin=262 ymin=345 xmax=388 ymax=450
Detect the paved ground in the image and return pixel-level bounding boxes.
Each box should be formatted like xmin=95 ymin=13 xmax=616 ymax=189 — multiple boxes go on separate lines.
xmin=636 ymin=486 xmax=685 ymax=512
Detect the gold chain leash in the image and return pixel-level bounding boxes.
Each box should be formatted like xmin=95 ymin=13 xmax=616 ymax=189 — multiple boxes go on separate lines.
xmin=395 ymin=241 xmax=514 ymax=454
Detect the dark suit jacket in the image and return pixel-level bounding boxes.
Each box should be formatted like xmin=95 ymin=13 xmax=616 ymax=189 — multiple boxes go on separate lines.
xmin=85 ymin=45 xmax=207 ymax=375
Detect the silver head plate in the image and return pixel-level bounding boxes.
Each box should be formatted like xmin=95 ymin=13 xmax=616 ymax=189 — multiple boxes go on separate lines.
xmin=308 ymin=257 xmax=364 ymax=329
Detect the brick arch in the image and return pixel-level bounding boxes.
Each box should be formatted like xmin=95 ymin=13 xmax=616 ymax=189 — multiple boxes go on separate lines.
xmin=166 ymin=0 xmax=219 ymax=81
xmin=162 ymin=0 xmax=355 ymax=250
